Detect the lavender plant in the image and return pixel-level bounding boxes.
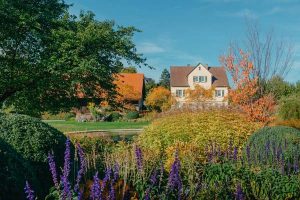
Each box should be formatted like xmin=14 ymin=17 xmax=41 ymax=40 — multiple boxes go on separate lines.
xmin=24 ymin=181 xmax=35 ymax=200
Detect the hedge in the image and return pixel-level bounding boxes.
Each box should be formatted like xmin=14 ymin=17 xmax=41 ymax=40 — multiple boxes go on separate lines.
xmin=0 ymin=113 xmax=68 ymax=197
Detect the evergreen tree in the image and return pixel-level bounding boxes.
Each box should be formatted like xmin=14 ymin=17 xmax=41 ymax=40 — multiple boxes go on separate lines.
xmin=159 ymin=69 xmax=170 ymax=89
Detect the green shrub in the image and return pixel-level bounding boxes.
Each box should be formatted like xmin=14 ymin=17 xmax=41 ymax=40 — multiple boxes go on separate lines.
xmin=138 ymin=110 xmax=262 ymax=163
xmin=278 ymin=94 xmax=300 ymax=120
xmin=105 ymin=112 xmax=122 ymax=122
xmin=41 ymin=112 xmax=75 ymax=120
xmin=0 ymin=139 xmax=39 ymax=200
xmin=244 ymin=126 xmax=300 ymax=170
xmin=126 ymin=111 xmax=139 ymax=119
xmin=0 ymin=113 xmax=68 ymax=197
xmin=201 ymin=162 xmax=300 ymax=199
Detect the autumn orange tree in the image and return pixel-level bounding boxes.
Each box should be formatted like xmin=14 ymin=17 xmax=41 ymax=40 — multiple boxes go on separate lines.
xmin=220 ymin=49 xmax=275 ymax=122
xmin=115 ymin=83 xmax=140 ymax=110
xmin=145 ymin=86 xmax=174 ymax=112
xmin=185 ymin=85 xmax=215 ymax=102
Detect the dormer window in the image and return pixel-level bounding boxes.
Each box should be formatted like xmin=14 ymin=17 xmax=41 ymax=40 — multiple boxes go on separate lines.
xmin=199 ymin=76 xmax=207 ymax=83
xmin=193 ymin=76 xmax=199 ymax=82
xmin=193 ymin=76 xmax=207 ymax=83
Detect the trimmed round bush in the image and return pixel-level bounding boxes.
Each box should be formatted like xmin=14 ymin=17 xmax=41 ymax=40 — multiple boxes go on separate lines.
xmin=126 ymin=111 xmax=139 ymax=119
xmin=244 ymin=126 xmax=300 ymax=169
xmin=0 ymin=113 xmax=68 ymax=197
xmin=0 ymin=139 xmax=39 ymax=200
xmin=138 ymin=110 xmax=262 ymax=162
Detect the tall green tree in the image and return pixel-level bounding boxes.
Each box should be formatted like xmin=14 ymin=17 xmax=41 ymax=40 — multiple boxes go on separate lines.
xmin=159 ymin=68 xmax=170 ymax=89
xmin=0 ymin=0 xmax=147 ymax=116
xmin=120 ymin=66 xmax=137 ymax=73
xmin=145 ymin=77 xmax=157 ymax=95
xmin=263 ymin=76 xmax=295 ymax=101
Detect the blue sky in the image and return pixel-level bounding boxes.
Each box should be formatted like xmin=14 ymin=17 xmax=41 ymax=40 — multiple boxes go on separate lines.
xmin=67 ymin=0 xmax=300 ymax=82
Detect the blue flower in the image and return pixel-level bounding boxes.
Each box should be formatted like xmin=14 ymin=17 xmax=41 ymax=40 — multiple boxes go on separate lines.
xmin=24 ymin=181 xmax=35 ymax=200
xmin=90 ymin=172 xmax=101 ymax=200
xmin=61 ymin=138 xmax=72 ymax=200
xmin=74 ymin=143 xmax=86 ymax=193
xmin=48 ymin=152 xmax=59 ymax=188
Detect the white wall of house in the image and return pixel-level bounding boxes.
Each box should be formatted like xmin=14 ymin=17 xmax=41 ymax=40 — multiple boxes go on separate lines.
xmin=187 ymin=65 xmax=212 ymax=89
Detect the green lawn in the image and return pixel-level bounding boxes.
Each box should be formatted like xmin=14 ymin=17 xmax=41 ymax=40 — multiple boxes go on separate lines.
xmin=45 ymin=120 xmax=150 ymax=133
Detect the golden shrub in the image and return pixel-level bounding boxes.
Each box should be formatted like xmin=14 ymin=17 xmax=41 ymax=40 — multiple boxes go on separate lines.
xmin=271 ymin=119 xmax=300 ymax=130
xmin=137 ymin=110 xmax=262 ymax=164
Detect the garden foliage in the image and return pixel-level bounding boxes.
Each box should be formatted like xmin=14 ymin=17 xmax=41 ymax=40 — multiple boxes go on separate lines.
xmin=0 ymin=113 xmax=68 ymax=197
xmin=138 ymin=110 xmax=262 ymax=162
xmin=145 ymin=86 xmax=173 ymax=112
xmin=0 ymin=139 xmax=38 ymax=200
xmin=274 ymin=119 xmax=300 ymax=130
xmin=220 ymin=49 xmax=276 ymax=122
xmin=279 ymin=94 xmax=300 ymax=120
xmin=244 ymin=126 xmax=300 ymax=171
xmin=126 ymin=111 xmax=140 ymax=120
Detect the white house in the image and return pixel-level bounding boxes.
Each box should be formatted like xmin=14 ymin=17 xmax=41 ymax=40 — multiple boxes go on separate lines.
xmin=170 ymin=63 xmax=229 ymax=107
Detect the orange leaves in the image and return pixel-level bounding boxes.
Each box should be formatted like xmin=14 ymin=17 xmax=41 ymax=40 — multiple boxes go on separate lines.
xmin=116 ymin=84 xmax=140 ymax=103
xmin=220 ymin=49 xmax=275 ymax=123
xmin=185 ymin=85 xmax=214 ymax=102
xmin=145 ymin=86 xmax=173 ymax=112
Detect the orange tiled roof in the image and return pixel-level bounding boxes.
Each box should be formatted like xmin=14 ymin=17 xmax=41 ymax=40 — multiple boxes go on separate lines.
xmin=114 ymin=73 xmax=144 ymax=100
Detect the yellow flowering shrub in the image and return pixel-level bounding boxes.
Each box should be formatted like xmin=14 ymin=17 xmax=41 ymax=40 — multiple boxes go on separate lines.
xmin=137 ymin=110 xmax=262 ymax=164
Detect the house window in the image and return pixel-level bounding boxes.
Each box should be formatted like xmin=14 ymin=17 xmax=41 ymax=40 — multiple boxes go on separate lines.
xmin=193 ymin=76 xmax=207 ymax=83
xmin=176 ymin=89 xmax=185 ymax=97
xmin=215 ymin=90 xmax=225 ymax=97
xmin=193 ymin=76 xmax=199 ymax=82
xmin=199 ymin=76 xmax=207 ymax=83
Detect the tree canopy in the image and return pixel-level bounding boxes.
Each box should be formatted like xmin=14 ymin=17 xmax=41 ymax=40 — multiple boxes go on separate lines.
xmin=145 ymin=86 xmax=173 ymax=112
xmin=120 ymin=66 xmax=138 ymax=73
xmin=0 ymin=1 xmax=147 ymax=116
xmin=159 ymin=68 xmax=170 ymax=89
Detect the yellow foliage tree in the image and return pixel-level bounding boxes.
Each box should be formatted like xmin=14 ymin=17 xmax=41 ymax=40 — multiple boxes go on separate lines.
xmin=185 ymin=85 xmax=215 ymax=102
xmin=145 ymin=86 xmax=174 ymax=112
xmin=116 ymin=84 xmax=140 ymax=110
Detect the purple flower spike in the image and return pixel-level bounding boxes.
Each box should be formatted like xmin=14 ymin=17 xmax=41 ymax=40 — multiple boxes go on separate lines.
xmin=90 ymin=172 xmax=101 ymax=200
xmin=150 ymin=169 xmax=158 ymax=186
xmin=75 ymin=143 xmax=86 ymax=193
xmin=101 ymin=167 xmax=112 ymax=191
xmin=113 ymin=163 xmax=120 ymax=182
xmin=145 ymin=188 xmax=150 ymax=200
xmin=168 ymin=150 xmax=182 ymax=199
xmin=109 ymin=182 xmax=115 ymax=200
xmin=24 ymin=181 xmax=35 ymax=200
xmin=61 ymin=138 xmax=72 ymax=200
xmin=235 ymin=184 xmax=244 ymax=200
xmin=48 ymin=152 xmax=59 ymax=188
xmin=233 ymin=147 xmax=238 ymax=161
xmin=135 ymin=146 xmax=143 ymax=172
